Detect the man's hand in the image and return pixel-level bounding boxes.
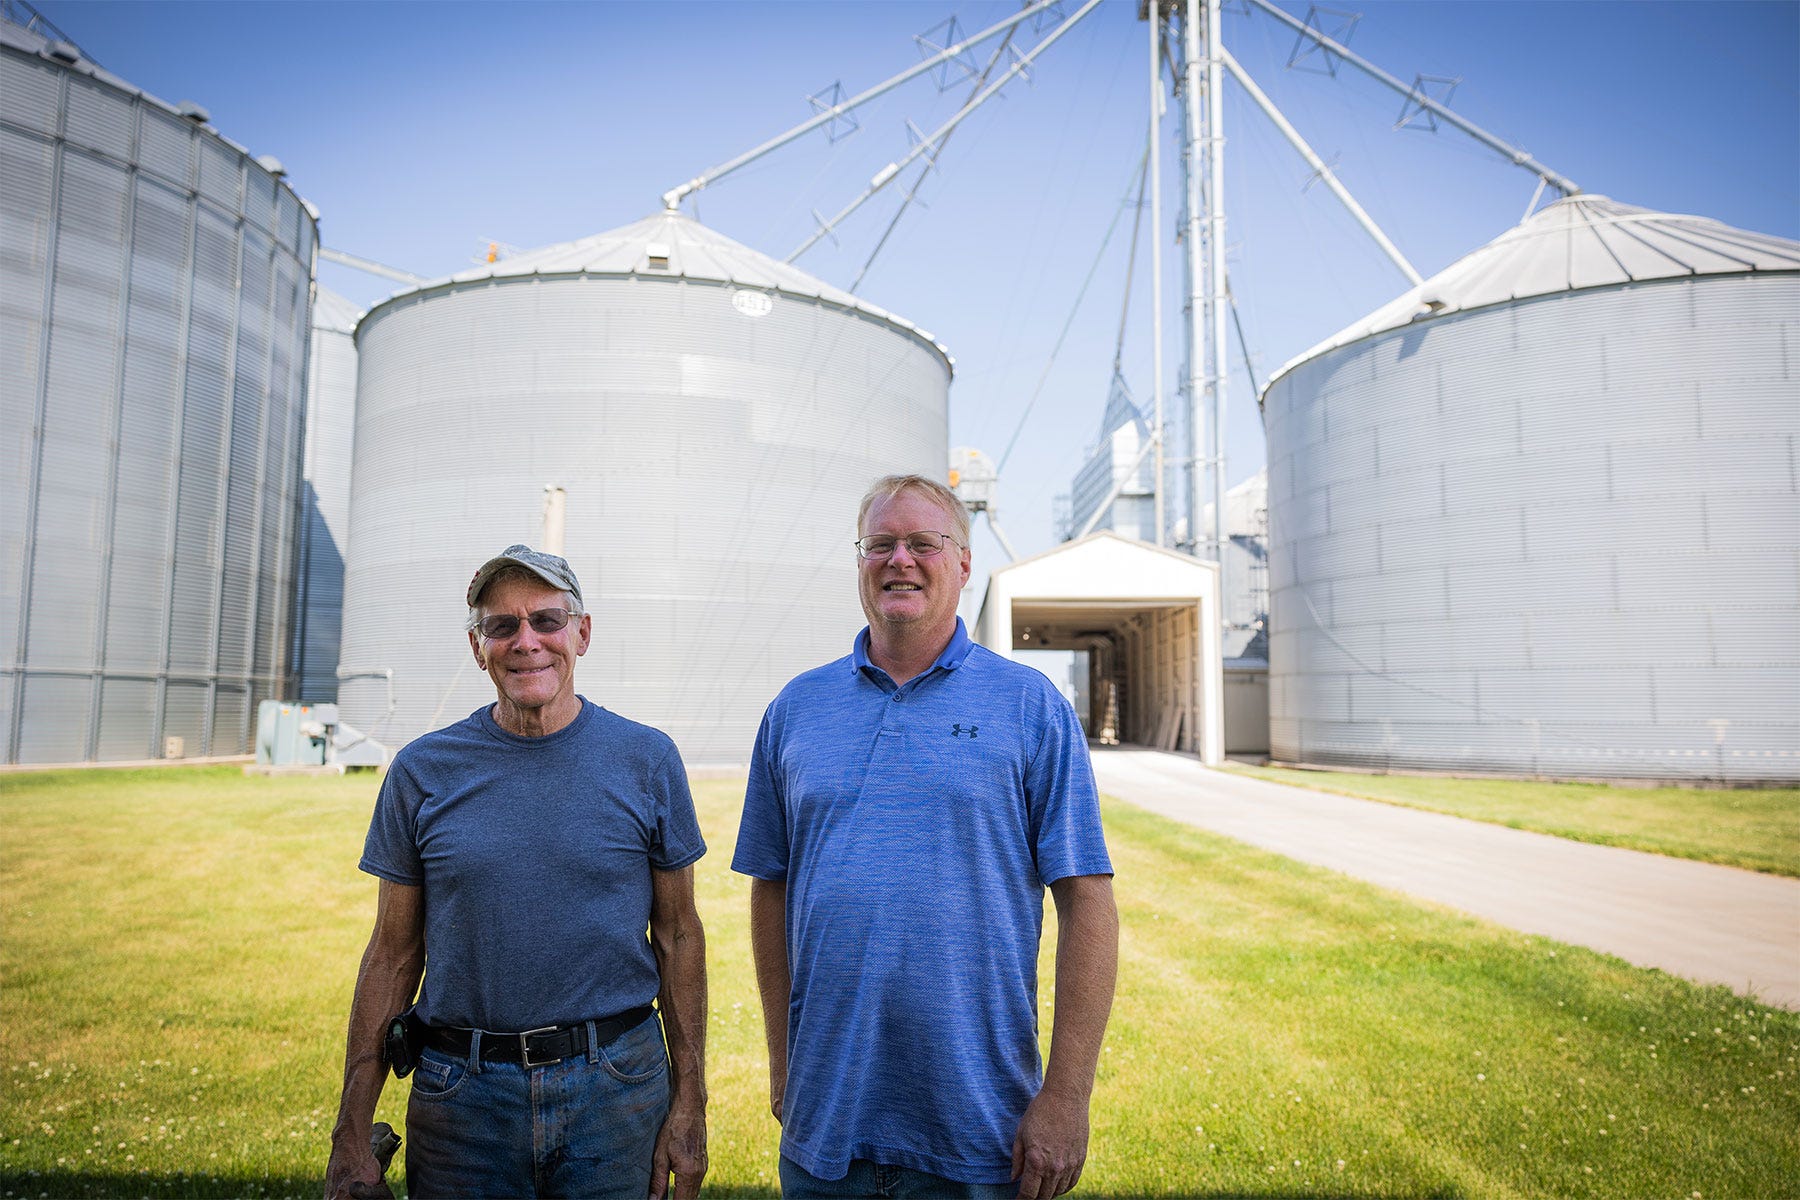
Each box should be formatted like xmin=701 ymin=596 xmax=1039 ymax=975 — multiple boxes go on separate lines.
xmin=1010 ymin=1087 xmax=1089 ymax=1200
xmin=768 ymin=1066 xmax=785 ymax=1124
xmin=323 ymin=1136 xmax=392 ymax=1200
xmin=649 ymin=1099 xmax=707 ymax=1200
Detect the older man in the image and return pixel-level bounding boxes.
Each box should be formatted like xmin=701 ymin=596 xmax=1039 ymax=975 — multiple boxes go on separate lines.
xmin=325 ymin=545 xmax=708 ymax=1200
xmin=734 ymin=475 xmax=1119 ymax=1200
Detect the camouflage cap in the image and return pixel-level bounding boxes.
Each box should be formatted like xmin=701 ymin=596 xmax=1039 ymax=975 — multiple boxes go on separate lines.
xmin=466 ymin=544 xmax=583 ymax=607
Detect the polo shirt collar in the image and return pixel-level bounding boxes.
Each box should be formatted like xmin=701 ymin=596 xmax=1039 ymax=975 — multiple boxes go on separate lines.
xmin=851 ymin=617 xmax=976 ymax=679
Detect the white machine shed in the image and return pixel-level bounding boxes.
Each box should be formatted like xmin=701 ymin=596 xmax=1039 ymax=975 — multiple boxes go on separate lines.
xmin=974 ymin=532 xmax=1223 ymax=765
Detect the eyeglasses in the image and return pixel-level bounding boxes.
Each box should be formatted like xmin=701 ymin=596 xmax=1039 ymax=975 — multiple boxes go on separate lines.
xmin=854 ymin=531 xmax=963 ymax=560
xmin=473 ymin=608 xmax=578 ymax=641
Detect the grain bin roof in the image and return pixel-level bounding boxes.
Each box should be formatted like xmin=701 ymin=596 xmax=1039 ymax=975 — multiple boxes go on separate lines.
xmin=1 ymin=14 xmax=135 ymax=94
xmin=0 ymin=12 xmax=298 ymax=193
xmin=1265 ymin=194 xmax=1800 ymax=393
xmin=310 ymin=285 xmax=362 ymax=335
xmin=369 ymin=210 xmax=953 ymax=375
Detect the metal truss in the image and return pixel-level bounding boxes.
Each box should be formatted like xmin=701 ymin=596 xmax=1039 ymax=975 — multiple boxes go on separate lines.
xmin=1396 ymin=73 xmax=1462 ymax=131
xmin=806 ymin=82 xmax=860 ymax=143
xmin=1286 ymin=4 xmax=1360 ymax=76
xmin=913 ymin=17 xmax=980 ymax=90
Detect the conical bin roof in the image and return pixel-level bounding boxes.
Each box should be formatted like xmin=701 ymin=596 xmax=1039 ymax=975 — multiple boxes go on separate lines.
xmin=362 ymin=210 xmax=952 ymax=373
xmin=1266 ymin=194 xmax=1800 ymax=392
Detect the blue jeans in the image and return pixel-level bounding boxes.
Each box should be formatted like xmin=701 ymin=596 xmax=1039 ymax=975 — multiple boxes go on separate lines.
xmin=780 ymin=1155 xmax=1019 ymax=1199
xmin=405 ymin=1013 xmax=669 ymax=1198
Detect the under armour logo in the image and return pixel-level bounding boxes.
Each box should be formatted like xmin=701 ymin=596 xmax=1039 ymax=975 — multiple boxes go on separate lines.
xmin=951 ymin=723 xmax=979 ymax=739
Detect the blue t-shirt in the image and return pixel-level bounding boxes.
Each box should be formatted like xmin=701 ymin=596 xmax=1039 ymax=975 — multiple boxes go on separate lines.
xmin=361 ymin=698 xmax=705 ymax=1032
xmin=732 ymin=619 xmax=1113 ymax=1184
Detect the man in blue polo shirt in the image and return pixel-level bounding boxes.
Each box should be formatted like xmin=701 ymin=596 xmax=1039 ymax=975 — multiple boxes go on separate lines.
xmin=734 ymin=475 xmax=1119 ymax=1200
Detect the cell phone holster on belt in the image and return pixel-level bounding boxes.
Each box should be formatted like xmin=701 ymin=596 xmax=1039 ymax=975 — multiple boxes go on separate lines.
xmin=382 ymin=1008 xmax=422 ymax=1079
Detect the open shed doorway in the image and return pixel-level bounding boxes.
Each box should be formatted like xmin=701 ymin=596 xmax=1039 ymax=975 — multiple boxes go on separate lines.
xmin=973 ymin=532 xmax=1223 ymax=765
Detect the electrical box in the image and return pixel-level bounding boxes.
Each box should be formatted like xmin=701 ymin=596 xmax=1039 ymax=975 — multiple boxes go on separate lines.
xmin=251 ymin=701 xmax=388 ymax=773
xmin=255 ymin=701 xmax=328 ymax=766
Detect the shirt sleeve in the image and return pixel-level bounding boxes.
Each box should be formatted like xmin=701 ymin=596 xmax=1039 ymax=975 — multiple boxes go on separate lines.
xmin=651 ymin=739 xmax=707 ymax=871
xmin=360 ymin=758 xmax=425 ymax=885
xmin=1024 ymin=683 xmax=1113 ymax=886
xmin=731 ymin=703 xmax=790 ymax=881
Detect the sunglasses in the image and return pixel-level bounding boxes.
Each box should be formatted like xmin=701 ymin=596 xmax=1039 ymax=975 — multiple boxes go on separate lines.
xmin=473 ymin=608 xmax=578 ymax=641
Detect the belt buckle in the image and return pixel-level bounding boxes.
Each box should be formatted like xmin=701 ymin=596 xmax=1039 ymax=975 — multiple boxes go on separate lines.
xmin=518 ymin=1026 xmax=561 ymax=1068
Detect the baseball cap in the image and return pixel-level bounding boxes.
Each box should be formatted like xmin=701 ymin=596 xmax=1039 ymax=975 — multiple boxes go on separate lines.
xmin=466 ymin=544 xmax=583 ymax=608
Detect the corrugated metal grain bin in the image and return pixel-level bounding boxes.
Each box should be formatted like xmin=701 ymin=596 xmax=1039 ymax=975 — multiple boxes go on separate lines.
xmin=0 ymin=17 xmax=315 ymax=763
xmin=1262 ymin=195 xmax=1800 ymax=783
xmin=337 ymin=211 xmax=953 ymax=764
xmin=292 ymin=284 xmax=359 ymax=702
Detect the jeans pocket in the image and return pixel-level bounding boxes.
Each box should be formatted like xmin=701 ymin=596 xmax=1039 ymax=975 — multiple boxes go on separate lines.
xmin=598 ymin=1016 xmax=668 ymax=1083
xmin=408 ymin=1050 xmax=469 ymax=1102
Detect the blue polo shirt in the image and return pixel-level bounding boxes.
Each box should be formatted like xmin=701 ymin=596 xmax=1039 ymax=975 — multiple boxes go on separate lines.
xmin=732 ymin=619 xmax=1112 ymax=1184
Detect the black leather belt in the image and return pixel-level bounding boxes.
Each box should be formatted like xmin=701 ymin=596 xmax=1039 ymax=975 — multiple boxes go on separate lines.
xmin=422 ymin=1005 xmax=655 ymax=1068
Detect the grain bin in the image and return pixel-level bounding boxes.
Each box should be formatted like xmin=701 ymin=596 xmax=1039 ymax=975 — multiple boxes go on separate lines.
xmin=292 ymin=284 xmax=359 ymax=703
xmin=0 ymin=17 xmax=315 ymax=763
xmin=337 ymin=211 xmax=952 ymax=764
xmin=1263 ymin=195 xmax=1800 ymax=783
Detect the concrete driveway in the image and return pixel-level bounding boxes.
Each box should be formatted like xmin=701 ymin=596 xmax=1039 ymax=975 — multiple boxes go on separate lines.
xmin=1091 ymin=746 xmax=1800 ymax=1010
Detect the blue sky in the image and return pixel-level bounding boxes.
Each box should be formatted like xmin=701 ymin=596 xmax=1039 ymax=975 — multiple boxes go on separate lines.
xmin=38 ymin=0 xmax=1799 ymax=572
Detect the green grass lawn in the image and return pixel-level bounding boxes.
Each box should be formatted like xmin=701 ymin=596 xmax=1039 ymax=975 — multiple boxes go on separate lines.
xmin=1224 ymin=764 xmax=1800 ymax=878
xmin=1 ymin=766 xmax=1795 ymax=1198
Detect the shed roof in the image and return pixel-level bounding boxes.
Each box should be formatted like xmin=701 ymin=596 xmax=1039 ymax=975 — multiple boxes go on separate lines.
xmin=367 ymin=210 xmax=953 ymax=374
xmin=977 ymin=530 xmax=1217 ymax=619
xmin=1266 ymin=195 xmax=1800 ymax=391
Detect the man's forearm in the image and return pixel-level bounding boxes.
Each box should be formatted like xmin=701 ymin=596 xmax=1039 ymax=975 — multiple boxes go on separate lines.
xmin=1042 ymin=875 xmax=1119 ymax=1103
xmin=654 ymin=904 xmax=708 ymax=1108
xmin=331 ymin=962 xmax=413 ymax=1144
xmin=330 ymin=884 xmax=424 ymax=1151
xmin=327 ymin=947 xmax=423 ymax=1199
xmin=648 ymin=867 xmax=709 ymax=1200
xmin=748 ymin=879 xmax=790 ymax=1109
